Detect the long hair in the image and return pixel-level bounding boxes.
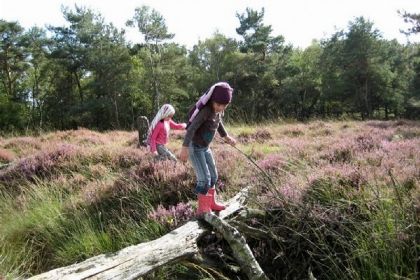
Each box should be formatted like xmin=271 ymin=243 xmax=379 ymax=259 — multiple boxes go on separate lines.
xmin=146 ymin=104 xmax=176 ymax=145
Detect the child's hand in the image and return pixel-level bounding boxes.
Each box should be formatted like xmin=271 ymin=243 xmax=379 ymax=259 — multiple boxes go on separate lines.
xmin=182 ymin=123 xmax=187 ymax=129
xmin=179 ymin=146 xmax=189 ymax=162
xmin=225 ymin=135 xmax=237 ymax=146
xmin=153 ymin=151 xmax=159 ymax=156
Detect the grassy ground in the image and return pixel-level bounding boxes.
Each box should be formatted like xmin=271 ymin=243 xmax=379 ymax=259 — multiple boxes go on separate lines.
xmin=0 ymin=120 xmax=419 ymax=279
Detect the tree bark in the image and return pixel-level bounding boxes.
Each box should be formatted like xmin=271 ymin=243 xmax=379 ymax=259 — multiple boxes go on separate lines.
xmin=112 ymin=93 xmax=120 ymax=128
xmin=28 ymin=188 xmax=249 ymax=280
xmin=203 ymin=212 xmax=269 ymax=280
xmin=136 ymin=116 xmax=149 ymax=147
xmin=74 ymin=71 xmax=83 ymax=102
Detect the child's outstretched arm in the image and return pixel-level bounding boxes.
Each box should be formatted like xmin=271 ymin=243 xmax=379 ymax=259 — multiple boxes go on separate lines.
xmin=179 ymin=146 xmax=189 ymax=162
xmin=169 ymin=119 xmax=187 ymax=130
xmin=223 ymin=134 xmax=237 ymax=146
xmin=218 ymin=120 xmax=236 ymax=146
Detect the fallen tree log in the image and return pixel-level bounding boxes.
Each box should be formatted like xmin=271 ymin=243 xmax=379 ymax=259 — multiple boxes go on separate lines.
xmin=28 ymin=188 xmax=249 ymax=280
xmin=203 ymin=213 xmax=269 ymax=280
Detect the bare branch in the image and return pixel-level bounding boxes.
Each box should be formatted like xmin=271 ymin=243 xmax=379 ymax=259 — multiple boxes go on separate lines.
xmin=203 ymin=212 xmax=270 ymax=280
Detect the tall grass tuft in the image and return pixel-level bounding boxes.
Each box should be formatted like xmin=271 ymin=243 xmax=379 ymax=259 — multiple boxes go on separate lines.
xmin=247 ymin=167 xmax=418 ymax=279
xmin=0 ymin=179 xmax=167 ymax=277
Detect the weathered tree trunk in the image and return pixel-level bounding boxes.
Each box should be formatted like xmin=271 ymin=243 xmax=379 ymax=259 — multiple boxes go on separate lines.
xmin=28 ymin=188 xmax=250 ymax=280
xmin=112 ymin=93 xmax=120 ymax=129
xmin=136 ymin=116 xmax=149 ymax=148
xmin=74 ymin=71 xmax=83 ymax=103
xmin=203 ymin=213 xmax=269 ymax=280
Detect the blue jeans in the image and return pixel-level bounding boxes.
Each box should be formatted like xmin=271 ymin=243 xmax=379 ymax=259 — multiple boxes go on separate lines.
xmin=156 ymin=144 xmax=177 ymax=161
xmin=189 ymin=143 xmax=218 ymax=194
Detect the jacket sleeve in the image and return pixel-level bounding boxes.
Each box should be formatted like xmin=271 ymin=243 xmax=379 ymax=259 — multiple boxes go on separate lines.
xmin=169 ymin=119 xmax=187 ymax=130
xmin=149 ymin=122 xmax=163 ymax=153
xmin=182 ymin=108 xmax=209 ymax=147
xmin=217 ymin=119 xmax=228 ymax=137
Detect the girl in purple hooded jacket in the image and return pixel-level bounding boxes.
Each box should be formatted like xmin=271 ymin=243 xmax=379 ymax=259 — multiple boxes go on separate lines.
xmin=180 ymin=82 xmax=236 ymax=216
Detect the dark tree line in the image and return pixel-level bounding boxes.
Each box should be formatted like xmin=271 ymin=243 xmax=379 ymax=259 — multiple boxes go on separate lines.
xmin=1 ymin=5 xmax=419 ymax=132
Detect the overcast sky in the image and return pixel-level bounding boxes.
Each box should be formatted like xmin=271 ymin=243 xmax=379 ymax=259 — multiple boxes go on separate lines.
xmin=1 ymin=0 xmax=419 ymax=49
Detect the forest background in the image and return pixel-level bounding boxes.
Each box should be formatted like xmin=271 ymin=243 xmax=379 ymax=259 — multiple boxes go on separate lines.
xmin=1 ymin=5 xmax=419 ymax=133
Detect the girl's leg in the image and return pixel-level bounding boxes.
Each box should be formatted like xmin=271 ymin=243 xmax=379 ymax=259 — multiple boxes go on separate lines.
xmin=156 ymin=144 xmax=177 ymax=161
xmin=204 ymin=148 xmax=218 ymax=187
xmin=189 ymin=144 xmax=211 ymax=194
xmin=204 ymin=148 xmax=225 ymax=211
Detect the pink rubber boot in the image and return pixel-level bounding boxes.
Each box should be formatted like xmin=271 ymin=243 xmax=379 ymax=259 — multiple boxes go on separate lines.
xmin=208 ymin=187 xmax=226 ymax=211
xmin=196 ymin=194 xmax=213 ymax=216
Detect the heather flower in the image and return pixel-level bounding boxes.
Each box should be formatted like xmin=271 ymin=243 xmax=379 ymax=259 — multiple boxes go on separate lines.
xmin=77 ymin=134 xmax=106 ymax=146
xmin=68 ymin=173 xmax=87 ymax=187
xmin=88 ymin=164 xmax=109 ymax=178
xmin=317 ymin=128 xmax=333 ymax=136
xmin=317 ymin=137 xmax=356 ymax=163
xmin=216 ymin=181 xmax=225 ymax=192
xmin=80 ymin=180 xmax=114 ymax=204
xmin=283 ymin=138 xmax=311 ymax=159
xmin=396 ymin=232 xmax=410 ymax=242
xmin=0 ymin=148 xmax=14 ymax=163
xmin=3 ymin=136 xmax=42 ymax=157
xmin=237 ymin=128 xmax=272 ymax=144
xmin=257 ymin=154 xmax=286 ymax=172
xmin=254 ymin=129 xmax=272 ymax=142
xmin=214 ymin=148 xmax=245 ymax=183
xmin=3 ymin=136 xmax=41 ymax=150
xmin=394 ymin=128 xmax=419 ymax=140
xmin=366 ymin=120 xmax=392 ymax=129
xmin=333 ymin=146 xmax=353 ymax=163
xmin=341 ymin=124 xmax=351 ymax=129
xmin=0 ymin=144 xmax=79 ymax=182
xmin=277 ymin=182 xmax=302 ymax=201
xmin=148 ymin=202 xmax=194 ymax=229
xmin=113 ymin=147 xmax=144 ymax=168
xmin=283 ymin=127 xmax=304 ymax=137
xmin=103 ymin=131 xmax=133 ymax=143
xmin=125 ymin=135 xmax=140 ymax=147
xmin=355 ymin=135 xmax=377 ymax=152
xmin=127 ymin=160 xmax=193 ymax=198
xmin=308 ymin=205 xmax=346 ymax=227
xmin=237 ymin=131 xmax=253 ymax=144
xmin=393 ymin=120 xmax=412 ymax=127
xmin=306 ymin=163 xmax=368 ymax=191
xmin=258 ymin=189 xmax=286 ymax=208
xmin=309 ymin=121 xmax=327 ymax=130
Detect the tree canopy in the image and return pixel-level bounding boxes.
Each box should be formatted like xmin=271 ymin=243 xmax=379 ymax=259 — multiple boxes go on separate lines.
xmin=0 ymin=6 xmax=419 ymax=132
